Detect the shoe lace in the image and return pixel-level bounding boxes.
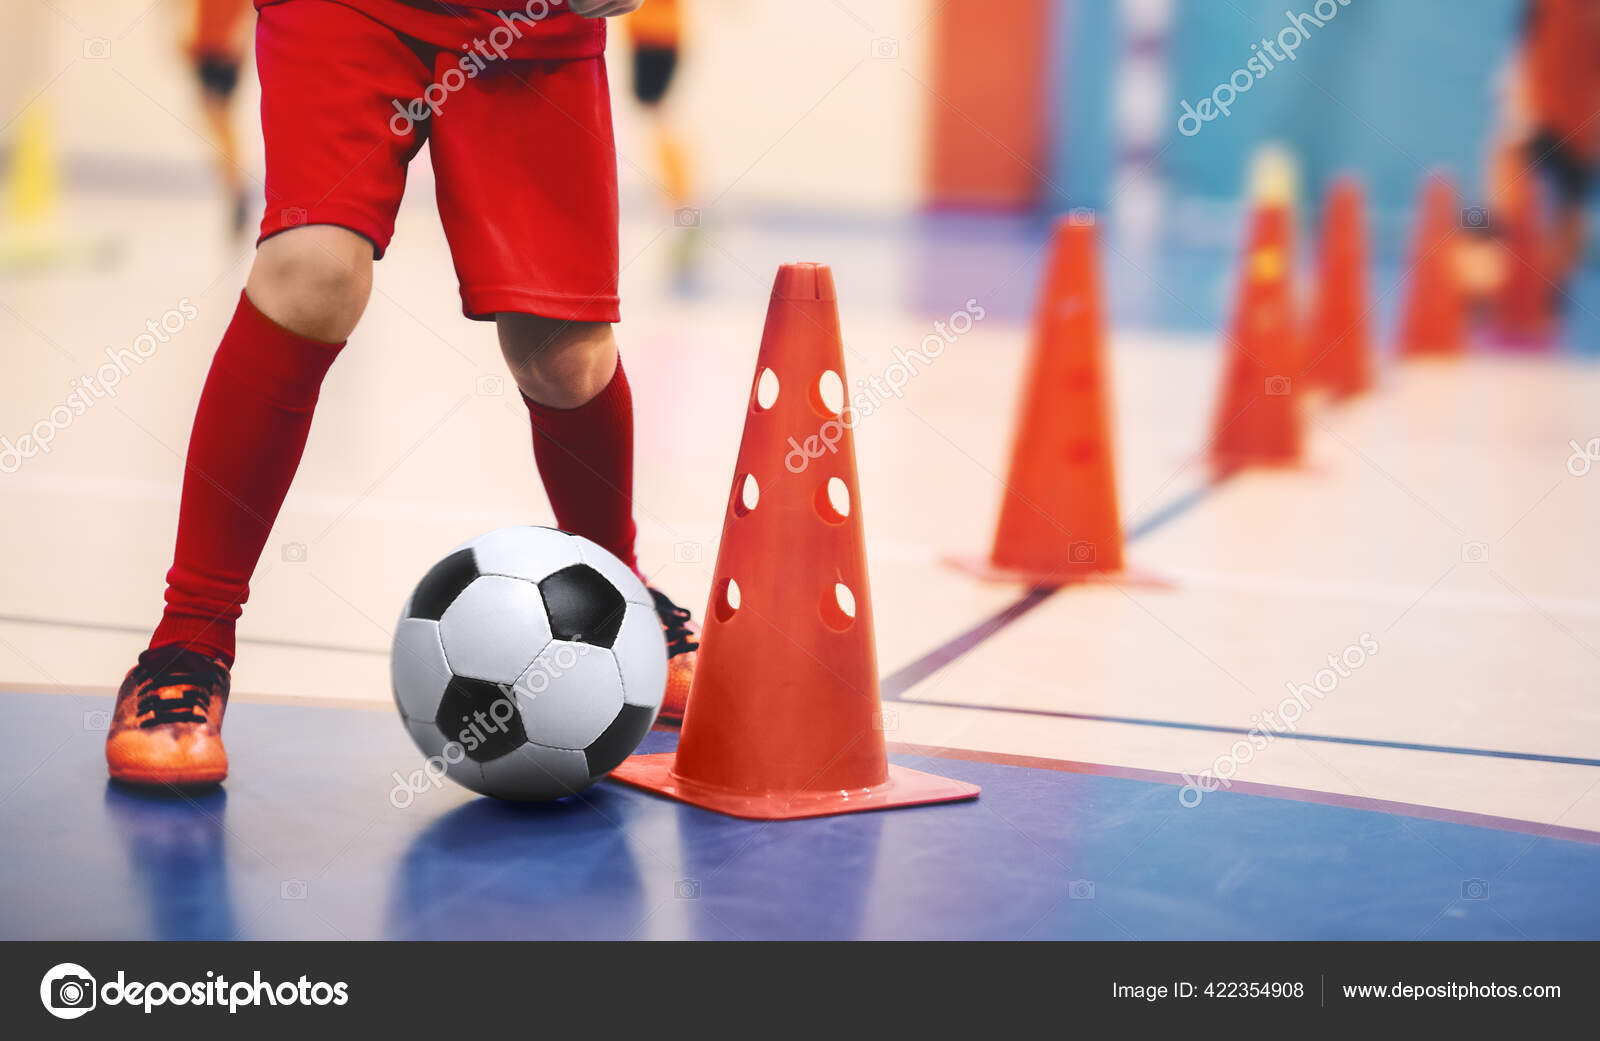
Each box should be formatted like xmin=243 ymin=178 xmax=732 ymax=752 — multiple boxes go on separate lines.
xmin=134 ymin=648 xmax=226 ymax=728
xmin=649 ymin=588 xmax=699 ymax=658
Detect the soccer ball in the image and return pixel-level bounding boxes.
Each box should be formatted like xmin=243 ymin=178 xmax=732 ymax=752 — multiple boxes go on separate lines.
xmin=391 ymin=526 xmax=667 ymax=802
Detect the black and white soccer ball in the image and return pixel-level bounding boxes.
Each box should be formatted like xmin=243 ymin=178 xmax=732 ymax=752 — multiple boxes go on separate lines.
xmin=391 ymin=526 xmax=666 ymax=802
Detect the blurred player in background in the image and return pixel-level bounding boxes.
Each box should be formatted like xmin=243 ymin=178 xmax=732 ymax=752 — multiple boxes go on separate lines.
xmin=106 ymin=0 xmax=700 ymax=788
xmin=183 ymin=0 xmax=254 ymax=238
xmin=621 ymin=0 xmax=699 ymax=279
xmin=1475 ymin=0 xmax=1600 ymax=309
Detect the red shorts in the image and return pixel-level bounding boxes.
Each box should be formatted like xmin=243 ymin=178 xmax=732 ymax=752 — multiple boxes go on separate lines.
xmin=255 ymin=0 xmax=620 ymax=322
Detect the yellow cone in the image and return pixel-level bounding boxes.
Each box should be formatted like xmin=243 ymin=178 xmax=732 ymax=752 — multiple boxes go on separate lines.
xmin=4 ymin=105 xmax=58 ymax=226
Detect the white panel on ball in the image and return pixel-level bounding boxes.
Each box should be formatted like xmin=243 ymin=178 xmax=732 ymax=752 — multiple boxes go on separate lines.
xmin=391 ymin=618 xmax=452 ymax=722
xmin=437 ymin=576 xmax=553 ymax=683
xmin=464 ymin=526 xmax=582 ymax=580
xmin=478 ymin=744 xmax=594 ymax=801
xmin=571 ymin=534 xmax=651 ymax=606
xmin=611 ymin=601 xmax=668 ymax=708
xmin=512 ymin=641 xmax=624 ymax=749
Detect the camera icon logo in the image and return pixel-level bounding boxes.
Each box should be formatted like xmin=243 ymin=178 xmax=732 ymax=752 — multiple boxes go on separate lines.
xmin=674 ymin=878 xmax=701 ymax=899
xmin=1067 ymin=207 xmax=1096 ymax=226
xmin=1461 ymin=878 xmax=1490 ymax=900
xmin=1069 ymin=541 xmax=1096 ymax=564
xmin=870 ymin=37 xmax=899 ymax=59
xmin=1461 ymin=541 xmax=1489 ymax=564
xmin=1264 ymin=375 xmax=1292 ymax=396
xmin=672 ymin=541 xmax=703 ymax=564
xmin=1460 ymin=207 xmax=1490 ymax=230
xmin=1068 ymin=879 xmax=1096 ymax=900
xmin=282 ymin=206 xmax=309 ymax=228
xmin=83 ymin=38 xmax=111 ymax=60
xmin=674 ymin=207 xmax=700 ymax=228
xmin=476 ymin=374 xmax=504 ymax=396
xmin=82 ymin=710 xmax=110 ymax=731
xmin=40 ymin=963 xmax=97 ymax=1019
xmin=281 ymin=542 xmax=308 ymax=563
xmin=281 ymin=879 xmax=309 ymax=900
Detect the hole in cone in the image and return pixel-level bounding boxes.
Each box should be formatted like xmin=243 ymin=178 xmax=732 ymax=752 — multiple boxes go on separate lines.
xmin=812 ymin=370 xmax=845 ymax=417
xmin=755 ymin=368 xmax=780 ymax=411
xmin=820 ymin=582 xmax=856 ymax=631
xmin=815 ymin=477 xmax=850 ymax=524
xmin=736 ymin=473 xmax=760 ymax=516
xmin=714 ymin=578 xmax=741 ymax=622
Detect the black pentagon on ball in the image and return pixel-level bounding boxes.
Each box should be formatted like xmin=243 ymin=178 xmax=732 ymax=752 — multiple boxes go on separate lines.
xmin=434 ymin=676 xmax=527 ymax=763
xmin=537 ymin=564 xmax=626 ymax=648
xmin=584 ymin=703 xmax=656 ymax=777
xmin=407 ymin=549 xmax=479 ymax=621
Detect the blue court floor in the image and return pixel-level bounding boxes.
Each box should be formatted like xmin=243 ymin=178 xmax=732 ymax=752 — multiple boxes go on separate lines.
xmin=3 ymin=692 xmax=1597 ymax=941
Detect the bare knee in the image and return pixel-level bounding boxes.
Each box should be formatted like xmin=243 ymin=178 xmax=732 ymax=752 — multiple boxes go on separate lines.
xmin=246 ymin=226 xmax=374 ymax=342
xmin=497 ymin=314 xmax=618 ymax=408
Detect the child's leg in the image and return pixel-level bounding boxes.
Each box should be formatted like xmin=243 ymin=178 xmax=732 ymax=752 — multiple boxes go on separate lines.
xmin=431 ymin=51 xmax=696 ymax=719
xmin=149 ymin=226 xmax=371 ymax=664
xmin=148 ymin=0 xmax=435 ymax=663
xmin=497 ymin=314 xmax=638 ymax=574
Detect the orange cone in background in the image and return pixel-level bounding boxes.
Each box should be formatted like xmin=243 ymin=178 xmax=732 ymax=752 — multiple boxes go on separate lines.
xmin=1208 ymin=202 xmax=1304 ymax=472
xmin=1304 ymin=176 xmax=1375 ymax=398
xmin=1397 ymin=173 xmax=1467 ymax=357
xmin=1493 ymin=173 xmax=1555 ymax=347
xmin=947 ymin=216 xmax=1131 ymax=585
xmin=610 ymin=264 xmax=979 ymax=820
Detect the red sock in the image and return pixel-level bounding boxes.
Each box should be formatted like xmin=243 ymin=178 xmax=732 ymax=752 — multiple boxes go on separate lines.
xmin=523 ymin=360 xmax=639 ymax=574
xmin=149 ymin=291 xmax=345 ymax=664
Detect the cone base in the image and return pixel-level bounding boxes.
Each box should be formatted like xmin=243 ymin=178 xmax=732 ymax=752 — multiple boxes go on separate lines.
xmin=944 ymin=554 xmax=1168 ymax=590
xmin=1398 ymin=342 xmax=1467 ymax=359
xmin=1488 ymin=327 xmax=1556 ymax=351
xmin=607 ymin=753 xmax=980 ymax=820
xmin=1208 ymin=453 xmax=1307 ymax=478
xmin=1306 ymin=379 xmax=1374 ymax=402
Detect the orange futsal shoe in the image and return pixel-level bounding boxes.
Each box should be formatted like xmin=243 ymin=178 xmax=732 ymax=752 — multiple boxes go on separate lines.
xmin=106 ymin=646 xmax=232 ymax=786
xmin=648 ymin=587 xmax=698 ymax=726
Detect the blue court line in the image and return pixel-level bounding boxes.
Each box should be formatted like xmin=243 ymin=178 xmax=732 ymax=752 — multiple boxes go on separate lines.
xmin=882 ymin=475 xmax=1600 ymax=770
xmin=880 ymin=475 xmax=1222 ymax=699
xmin=890 ymin=699 xmax=1600 ymax=769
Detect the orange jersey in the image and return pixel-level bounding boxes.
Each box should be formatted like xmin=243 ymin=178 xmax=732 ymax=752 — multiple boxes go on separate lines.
xmin=1523 ymin=0 xmax=1600 ymax=158
xmin=624 ymin=0 xmax=680 ymax=48
xmin=189 ymin=0 xmax=252 ymax=59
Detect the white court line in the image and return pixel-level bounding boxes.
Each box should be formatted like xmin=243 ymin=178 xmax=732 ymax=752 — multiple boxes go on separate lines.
xmin=1159 ymin=566 xmax=1600 ymax=621
xmin=15 ymin=474 xmax=1597 ymax=616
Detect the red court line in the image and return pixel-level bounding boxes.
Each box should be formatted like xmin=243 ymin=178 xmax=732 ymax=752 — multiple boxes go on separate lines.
xmin=888 ymin=741 xmax=1600 ymax=847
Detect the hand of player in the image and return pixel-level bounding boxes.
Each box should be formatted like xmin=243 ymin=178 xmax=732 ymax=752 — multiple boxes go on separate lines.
xmin=568 ymin=0 xmax=642 ymax=17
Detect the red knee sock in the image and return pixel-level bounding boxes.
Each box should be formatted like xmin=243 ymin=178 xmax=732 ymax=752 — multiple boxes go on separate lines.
xmin=522 ymin=360 xmax=639 ymax=575
xmin=149 ymin=291 xmax=345 ymax=664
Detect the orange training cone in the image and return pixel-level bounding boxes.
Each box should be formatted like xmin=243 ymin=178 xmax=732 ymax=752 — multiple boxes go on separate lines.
xmin=1492 ymin=173 xmax=1555 ymax=348
xmin=1209 ymin=202 xmax=1304 ymax=471
xmin=1304 ymin=176 xmax=1375 ymax=398
xmin=947 ymin=216 xmax=1130 ymax=585
xmin=610 ymin=264 xmax=979 ymax=819
xmin=1396 ymin=173 xmax=1467 ymax=357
